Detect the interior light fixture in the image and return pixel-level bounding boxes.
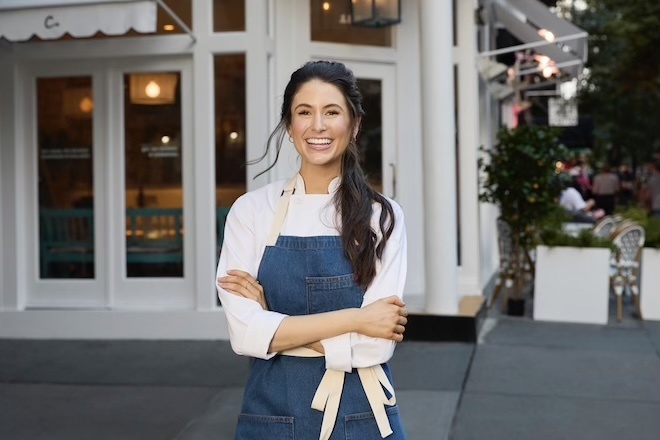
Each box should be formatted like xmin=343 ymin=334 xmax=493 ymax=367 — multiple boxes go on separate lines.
xmin=130 ymin=73 xmax=178 ymax=105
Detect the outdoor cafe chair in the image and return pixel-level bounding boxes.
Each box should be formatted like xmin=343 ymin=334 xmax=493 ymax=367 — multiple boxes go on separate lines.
xmin=593 ymin=215 xmax=622 ymax=239
xmin=609 ymin=223 xmax=645 ymax=321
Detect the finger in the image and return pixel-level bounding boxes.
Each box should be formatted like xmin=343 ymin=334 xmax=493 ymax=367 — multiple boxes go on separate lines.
xmin=399 ymin=307 xmax=409 ymax=317
xmin=383 ymin=296 xmax=405 ymax=307
xmin=227 ymin=270 xmax=259 ymax=286
xmin=395 ymin=325 xmax=405 ymax=334
xmin=398 ymin=316 xmax=408 ymax=326
xmin=392 ymin=333 xmax=404 ymax=343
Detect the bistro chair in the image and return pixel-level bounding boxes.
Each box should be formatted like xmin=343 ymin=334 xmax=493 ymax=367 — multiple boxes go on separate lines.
xmin=609 ymin=223 xmax=645 ymax=321
xmin=488 ymin=218 xmax=515 ymax=308
xmin=593 ymin=215 xmax=621 ymax=239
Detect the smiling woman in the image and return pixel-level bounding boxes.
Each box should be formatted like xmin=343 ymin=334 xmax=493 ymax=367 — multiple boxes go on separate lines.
xmin=215 ymin=61 xmax=408 ymax=439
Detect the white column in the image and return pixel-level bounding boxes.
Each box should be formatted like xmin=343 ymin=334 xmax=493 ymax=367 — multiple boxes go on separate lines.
xmin=0 ymin=54 xmax=22 ymax=310
xmin=191 ymin=0 xmax=216 ymax=309
xmin=420 ymin=0 xmax=459 ymax=314
xmin=456 ymin=0 xmax=482 ymax=296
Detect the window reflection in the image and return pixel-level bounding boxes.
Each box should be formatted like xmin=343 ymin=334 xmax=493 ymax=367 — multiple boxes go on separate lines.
xmin=215 ymin=54 xmax=246 ymax=259
xmin=37 ymin=77 xmax=95 ymax=279
xmin=124 ymin=72 xmax=183 ymax=278
xmin=356 ymin=78 xmax=383 ymax=192
xmin=310 ymin=0 xmax=392 ymax=47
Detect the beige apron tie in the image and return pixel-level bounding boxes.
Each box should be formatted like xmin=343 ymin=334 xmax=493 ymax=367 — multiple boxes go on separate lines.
xmin=270 ymin=176 xmax=396 ymax=439
xmin=280 ymin=347 xmax=396 ymax=439
xmin=266 ymin=176 xmax=297 ymax=247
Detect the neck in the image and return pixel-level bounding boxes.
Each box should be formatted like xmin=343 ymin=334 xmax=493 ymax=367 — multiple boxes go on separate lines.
xmin=299 ymin=164 xmax=341 ymax=194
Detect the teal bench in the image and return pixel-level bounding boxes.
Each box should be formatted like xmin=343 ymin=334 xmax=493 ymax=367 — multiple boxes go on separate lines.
xmin=125 ymin=208 xmax=184 ymax=264
xmin=40 ymin=207 xmax=232 ymax=274
xmin=40 ymin=208 xmax=95 ymax=278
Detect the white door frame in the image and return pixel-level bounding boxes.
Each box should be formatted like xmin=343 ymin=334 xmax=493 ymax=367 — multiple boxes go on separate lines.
xmin=109 ymin=57 xmax=194 ymax=310
xmin=20 ymin=57 xmax=194 ymax=309
xmin=21 ymin=61 xmax=108 ymax=308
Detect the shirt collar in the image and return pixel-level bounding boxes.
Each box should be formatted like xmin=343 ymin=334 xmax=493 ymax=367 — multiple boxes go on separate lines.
xmin=294 ymin=174 xmax=341 ymax=195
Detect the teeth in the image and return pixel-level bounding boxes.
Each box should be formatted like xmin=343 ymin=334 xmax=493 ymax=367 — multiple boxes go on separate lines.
xmin=307 ymin=138 xmax=332 ymax=145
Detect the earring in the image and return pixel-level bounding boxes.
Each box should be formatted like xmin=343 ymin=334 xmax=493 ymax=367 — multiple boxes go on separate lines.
xmin=288 ymin=136 xmax=293 ymax=143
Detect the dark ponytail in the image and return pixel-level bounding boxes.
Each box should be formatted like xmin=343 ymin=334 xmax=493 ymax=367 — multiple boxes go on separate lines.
xmin=253 ymin=60 xmax=395 ymax=290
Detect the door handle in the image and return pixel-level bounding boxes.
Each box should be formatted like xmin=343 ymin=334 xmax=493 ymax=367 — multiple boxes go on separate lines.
xmin=389 ymin=163 xmax=396 ymax=199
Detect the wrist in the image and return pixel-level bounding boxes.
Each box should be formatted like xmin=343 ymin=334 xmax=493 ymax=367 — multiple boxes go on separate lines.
xmin=345 ymin=308 xmax=362 ymax=334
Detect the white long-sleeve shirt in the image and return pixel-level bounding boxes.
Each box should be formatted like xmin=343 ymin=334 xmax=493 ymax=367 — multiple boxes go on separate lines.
xmin=216 ymin=174 xmax=407 ymax=373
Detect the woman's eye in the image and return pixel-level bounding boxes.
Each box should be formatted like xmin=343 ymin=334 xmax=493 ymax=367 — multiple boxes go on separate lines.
xmin=298 ymin=110 xmax=311 ymax=116
xmin=326 ymin=110 xmax=339 ymax=116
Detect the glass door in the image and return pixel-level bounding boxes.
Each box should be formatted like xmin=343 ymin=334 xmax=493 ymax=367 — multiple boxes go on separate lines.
xmin=24 ymin=63 xmax=106 ymax=307
xmin=23 ymin=58 xmax=193 ymax=309
xmin=110 ymin=59 xmax=194 ymax=308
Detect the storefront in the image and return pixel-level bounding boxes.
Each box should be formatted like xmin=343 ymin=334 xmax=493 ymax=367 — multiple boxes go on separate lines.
xmin=0 ymin=0 xmax=584 ymax=339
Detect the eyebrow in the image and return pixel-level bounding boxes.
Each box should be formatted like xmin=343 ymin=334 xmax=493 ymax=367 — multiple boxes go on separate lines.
xmin=293 ymin=103 xmax=344 ymax=111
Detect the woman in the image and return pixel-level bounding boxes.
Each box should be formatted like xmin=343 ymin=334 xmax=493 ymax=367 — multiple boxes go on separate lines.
xmin=216 ymin=60 xmax=408 ymax=439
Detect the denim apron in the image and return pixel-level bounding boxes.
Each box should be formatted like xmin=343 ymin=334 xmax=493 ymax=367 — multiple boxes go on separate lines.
xmin=235 ymin=177 xmax=406 ymax=440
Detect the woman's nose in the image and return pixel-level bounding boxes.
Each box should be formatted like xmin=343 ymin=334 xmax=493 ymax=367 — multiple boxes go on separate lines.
xmin=312 ymin=115 xmax=326 ymax=131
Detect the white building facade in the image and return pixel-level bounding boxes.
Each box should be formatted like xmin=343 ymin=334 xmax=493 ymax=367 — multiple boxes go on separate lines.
xmin=1 ymin=0 xmax=582 ymax=339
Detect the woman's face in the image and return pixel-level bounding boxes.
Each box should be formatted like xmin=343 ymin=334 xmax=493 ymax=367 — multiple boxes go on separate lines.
xmin=288 ymin=79 xmax=356 ymax=174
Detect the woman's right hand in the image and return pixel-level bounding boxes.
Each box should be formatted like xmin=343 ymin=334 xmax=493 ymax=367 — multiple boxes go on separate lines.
xmin=355 ymin=296 xmax=408 ymax=342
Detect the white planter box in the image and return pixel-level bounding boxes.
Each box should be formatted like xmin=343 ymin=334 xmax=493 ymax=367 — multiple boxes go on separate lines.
xmin=533 ymin=245 xmax=611 ymax=325
xmin=640 ymin=248 xmax=660 ymax=321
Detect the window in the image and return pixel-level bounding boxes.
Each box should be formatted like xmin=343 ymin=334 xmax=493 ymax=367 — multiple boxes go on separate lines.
xmin=37 ymin=77 xmax=95 ymax=279
xmin=310 ymin=0 xmax=392 ymax=47
xmin=356 ymin=78 xmax=384 ymax=192
xmin=123 ymin=72 xmax=184 ymax=278
xmin=214 ymin=0 xmax=246 ymax=32
xmin=214 ymin=54 xmax=246 ymax=256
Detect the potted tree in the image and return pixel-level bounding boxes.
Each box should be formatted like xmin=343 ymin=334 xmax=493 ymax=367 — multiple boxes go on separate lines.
xmin=479 ymin=126 xmax=568 ymax=315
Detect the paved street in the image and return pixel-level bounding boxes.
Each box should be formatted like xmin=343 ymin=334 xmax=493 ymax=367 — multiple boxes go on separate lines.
xmin=2 ymin=302 xmax=660 ymax=439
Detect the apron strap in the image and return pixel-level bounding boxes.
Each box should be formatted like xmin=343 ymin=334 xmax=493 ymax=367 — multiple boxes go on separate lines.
xmin=266 ymin=176 xmax=297 ymax=247
xmin=280 ymin=349 xmax=395 ymax=440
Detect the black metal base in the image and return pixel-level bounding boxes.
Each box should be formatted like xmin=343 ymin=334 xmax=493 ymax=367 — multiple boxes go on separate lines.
xmin=404 ymin=303 xmax=487 ymax=343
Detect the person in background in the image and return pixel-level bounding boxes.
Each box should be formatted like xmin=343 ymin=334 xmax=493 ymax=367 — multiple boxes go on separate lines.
xmin=642 ymin=161 xmax=660 ymax=218
xmin=570 ymin=159 xmax=593 ymax=200
xmin=618 ymin=164 xmax=635 ymax=208
xmin=216 ymin=61 xmax=408 ymax=439
xmin=592 ymin=165 xmax=620 ymax=215
xmin=559 ymin=177 xmax=605 ymax=223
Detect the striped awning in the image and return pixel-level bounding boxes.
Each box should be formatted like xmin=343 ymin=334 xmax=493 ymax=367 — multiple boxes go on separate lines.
xmin=0 ymin=0 xmax=157 ymax=42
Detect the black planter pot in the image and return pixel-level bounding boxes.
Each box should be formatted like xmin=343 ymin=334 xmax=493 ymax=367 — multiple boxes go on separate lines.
xmin=507 ymin=298 xmax=526 ymax=316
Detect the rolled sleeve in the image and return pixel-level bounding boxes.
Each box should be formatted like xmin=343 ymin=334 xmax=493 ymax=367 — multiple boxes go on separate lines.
xmin=217 ymin=196 xmax=288 ymax=359
xmin=321 ymin=334 xmax=352 ymax=372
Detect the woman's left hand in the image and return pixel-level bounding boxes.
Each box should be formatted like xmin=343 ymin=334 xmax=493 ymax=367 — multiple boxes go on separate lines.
xmin=217 ymin=270 xmax=268 ymax=310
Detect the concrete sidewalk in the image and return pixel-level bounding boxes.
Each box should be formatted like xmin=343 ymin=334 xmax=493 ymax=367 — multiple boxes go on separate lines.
xmin=2 ymin=310 xmax=660 ymax=439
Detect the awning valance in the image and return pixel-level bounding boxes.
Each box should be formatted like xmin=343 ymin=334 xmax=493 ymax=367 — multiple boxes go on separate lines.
xmin=0 ymin=0 xmax=192 ymax=43
xmin=484 ymin=0 xmax=588 ymax=77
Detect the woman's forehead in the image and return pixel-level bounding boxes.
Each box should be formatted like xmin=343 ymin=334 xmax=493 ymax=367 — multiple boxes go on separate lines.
xmin=292 ymin=80 xmax=346 ymax=106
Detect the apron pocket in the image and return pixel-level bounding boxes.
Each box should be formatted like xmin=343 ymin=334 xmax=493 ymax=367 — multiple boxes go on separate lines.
xmin=235 ymin=414 xmax=294 ymax=440
xmin=306 ymin=273 xmax=363 ymax=314
xmin=344 ymin=406 xmax=405 ymax=440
